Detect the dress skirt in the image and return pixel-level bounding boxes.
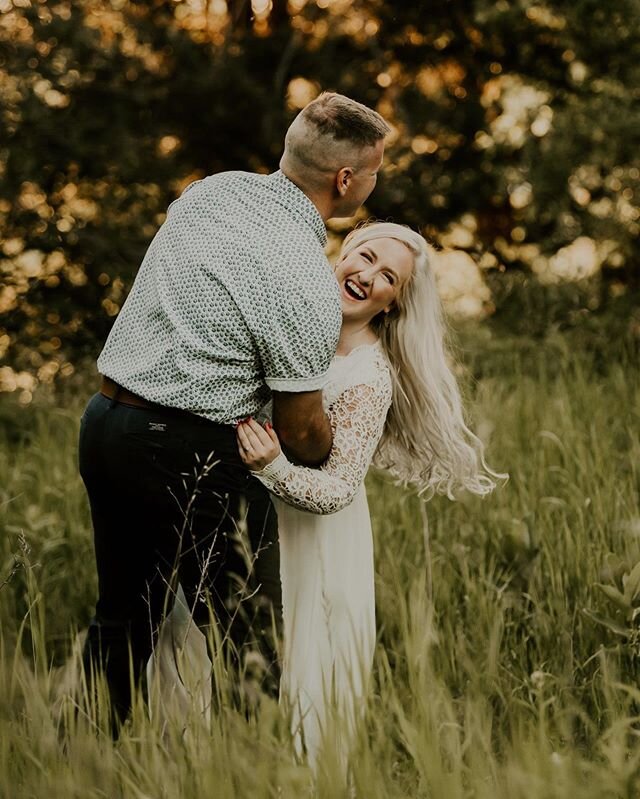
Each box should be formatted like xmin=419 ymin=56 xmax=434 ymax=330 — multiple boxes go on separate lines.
xmin=276 ymin=484 xmax=376 ymax=768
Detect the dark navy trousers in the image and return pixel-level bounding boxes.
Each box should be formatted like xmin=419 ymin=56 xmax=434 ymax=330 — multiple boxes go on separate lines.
xmin=78 ymin=392 xmax=281 ymax=724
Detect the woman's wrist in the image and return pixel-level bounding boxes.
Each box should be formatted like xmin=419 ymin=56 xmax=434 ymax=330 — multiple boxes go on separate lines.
xmin=252 ymin=451 xmax=290 ymax=479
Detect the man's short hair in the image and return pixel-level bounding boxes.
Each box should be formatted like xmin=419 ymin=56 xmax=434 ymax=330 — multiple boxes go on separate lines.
xmin=299 ymin=92 xmax=390 ymax=147
xmin=282 ymin=92 xmax=390 ymax=179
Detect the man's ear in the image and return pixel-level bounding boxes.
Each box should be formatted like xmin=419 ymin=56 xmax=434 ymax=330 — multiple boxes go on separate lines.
xmin=336 ymin=167 xmax=353 ymax=197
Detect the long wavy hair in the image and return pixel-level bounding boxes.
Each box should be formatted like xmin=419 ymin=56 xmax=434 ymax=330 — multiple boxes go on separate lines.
xmin=338 ymin=222 xmax=503 ymax=498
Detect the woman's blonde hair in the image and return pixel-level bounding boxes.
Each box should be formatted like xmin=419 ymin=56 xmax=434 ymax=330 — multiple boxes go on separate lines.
xmin=338 ymin=221 xmax=502 ymax=498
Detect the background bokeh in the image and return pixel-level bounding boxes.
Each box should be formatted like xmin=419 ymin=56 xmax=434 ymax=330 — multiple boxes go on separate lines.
xmin=1 ymin=0 xmax=639 ymax=404
xmin=2 ymin=6 xmax=640 ymax=795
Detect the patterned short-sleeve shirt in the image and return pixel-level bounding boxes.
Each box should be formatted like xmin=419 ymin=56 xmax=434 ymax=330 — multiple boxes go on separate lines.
xmin=97 ymin=170 xmax=342 ymax=424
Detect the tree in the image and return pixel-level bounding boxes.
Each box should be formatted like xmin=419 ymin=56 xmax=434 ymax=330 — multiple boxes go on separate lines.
xmin=1 ymin=0 xmax=638 ymax=397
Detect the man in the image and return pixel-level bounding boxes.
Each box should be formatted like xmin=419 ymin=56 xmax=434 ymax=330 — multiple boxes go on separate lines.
xmin=79 ymin=92 xmax=389 ymax=727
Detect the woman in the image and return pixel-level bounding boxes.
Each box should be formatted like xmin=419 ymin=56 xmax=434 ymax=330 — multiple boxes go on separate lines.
xmin=235 ymin=221 xmax=501 ymax=769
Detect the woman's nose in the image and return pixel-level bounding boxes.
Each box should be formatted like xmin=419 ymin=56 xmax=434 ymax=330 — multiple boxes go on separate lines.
xmin=357 ymin=269 xmax=374 ymax=285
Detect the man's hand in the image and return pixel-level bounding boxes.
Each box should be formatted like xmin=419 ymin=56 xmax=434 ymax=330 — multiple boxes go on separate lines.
xmin=236 ymin=418 xmax=282 ymax=471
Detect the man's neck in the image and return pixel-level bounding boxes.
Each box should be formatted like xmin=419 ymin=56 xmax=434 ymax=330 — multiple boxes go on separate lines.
xmin=280 ymin=166 xmax=334 ymax=223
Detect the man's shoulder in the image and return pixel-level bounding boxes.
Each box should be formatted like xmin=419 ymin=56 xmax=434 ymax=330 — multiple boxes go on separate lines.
xmin=169 ymin=171 xmax=276 ymax=230
xmin=181 ymin=170 xmax=282 ymax=216
xmin=200 ymin=170 xmax=269 ymax=191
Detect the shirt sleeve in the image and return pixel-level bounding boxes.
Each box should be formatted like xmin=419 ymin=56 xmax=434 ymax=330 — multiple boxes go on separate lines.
xmin=251 ymin=372 xmax=393 ymax=514
xmin=255 ymin=285 xmax=341 ymax=394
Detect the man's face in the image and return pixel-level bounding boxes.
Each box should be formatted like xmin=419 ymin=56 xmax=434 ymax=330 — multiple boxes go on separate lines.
xmin=333 ymin=139 xmax=385 ymax=218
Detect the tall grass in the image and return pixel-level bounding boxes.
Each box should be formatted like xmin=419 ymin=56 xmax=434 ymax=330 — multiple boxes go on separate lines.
xmin=1 ymin=329 xmax=639 ymax=798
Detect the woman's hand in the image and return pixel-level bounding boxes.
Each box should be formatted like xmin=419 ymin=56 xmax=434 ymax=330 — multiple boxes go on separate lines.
xmin=236 ymin=417 xmax=282 ymax=471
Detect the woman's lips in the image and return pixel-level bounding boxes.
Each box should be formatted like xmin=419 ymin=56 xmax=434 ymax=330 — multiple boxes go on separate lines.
xmin=343 ymin=278 xmax=367 ymax=301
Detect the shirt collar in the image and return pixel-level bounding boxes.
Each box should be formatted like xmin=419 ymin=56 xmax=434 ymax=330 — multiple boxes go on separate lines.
xmin=265 ymin=170 xmax=327 ymax=247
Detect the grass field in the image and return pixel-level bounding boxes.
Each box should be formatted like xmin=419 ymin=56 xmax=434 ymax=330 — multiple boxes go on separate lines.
xmin=1 ymin=325 xmax=639 ymax=798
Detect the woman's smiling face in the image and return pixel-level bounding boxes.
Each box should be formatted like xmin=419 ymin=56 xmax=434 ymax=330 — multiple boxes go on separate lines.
xmin=334 ymin=237 xmax=415 ymax=325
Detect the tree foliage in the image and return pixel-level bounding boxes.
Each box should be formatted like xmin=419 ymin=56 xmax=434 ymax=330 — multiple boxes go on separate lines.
xmin=1 ymin=0 xmax=639 ymax=396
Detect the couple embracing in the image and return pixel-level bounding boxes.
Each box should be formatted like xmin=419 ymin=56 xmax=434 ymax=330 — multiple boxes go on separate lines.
xmin=79 ymin=92 xmax=499 ymax=767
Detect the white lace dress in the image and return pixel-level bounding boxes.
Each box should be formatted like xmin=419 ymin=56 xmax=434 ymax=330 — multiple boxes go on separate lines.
xmin=147 ymin=341 xmax=392 ymax=766
xmin=254 ymin=340 xmax=392 ymax=767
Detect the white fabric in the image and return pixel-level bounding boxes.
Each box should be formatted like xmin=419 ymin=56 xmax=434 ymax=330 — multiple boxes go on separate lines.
xmin=263 ymin=341 xmax=391 ymax=768
xmin=98 ymin=170 xmax=341 ymax=424
xmin=148 ymin=342 xmax=392 ymax=768
xmin=276 ymin=487 xmax=375 ymax=770
xmin=146 ymin=585 xmax=212 ymax=735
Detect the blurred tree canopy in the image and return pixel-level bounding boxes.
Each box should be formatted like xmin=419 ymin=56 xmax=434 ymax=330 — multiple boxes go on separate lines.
xmin=0 ymin=0 xmax=639 ymax=400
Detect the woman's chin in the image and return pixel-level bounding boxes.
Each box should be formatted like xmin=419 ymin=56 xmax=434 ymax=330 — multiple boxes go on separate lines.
xmin=341 ymin=300 xmax=361 ymax=316
xmin=341 ymin=306 xmax=376 ymax=328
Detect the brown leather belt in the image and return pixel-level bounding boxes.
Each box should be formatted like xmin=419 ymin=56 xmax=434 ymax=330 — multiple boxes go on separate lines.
xmin=100 ymin=375 xmax=159 ymax=410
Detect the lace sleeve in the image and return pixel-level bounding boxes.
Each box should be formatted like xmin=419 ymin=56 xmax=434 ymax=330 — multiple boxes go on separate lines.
xmin=252 ymin=374 xmax=392 ymax=515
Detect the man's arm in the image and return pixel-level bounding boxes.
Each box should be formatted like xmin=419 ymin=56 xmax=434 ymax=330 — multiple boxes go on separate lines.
xmin=271 ymin=389 xmax=332 ymax=466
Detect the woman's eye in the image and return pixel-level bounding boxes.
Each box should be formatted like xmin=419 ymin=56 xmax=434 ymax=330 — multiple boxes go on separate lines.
xmin=362 ymin=251 xmax=373 ymax=262
xmin=384 ymin=273 xmax=394 ymax=284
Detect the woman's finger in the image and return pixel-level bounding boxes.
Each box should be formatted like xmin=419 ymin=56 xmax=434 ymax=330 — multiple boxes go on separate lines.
xmin=238 ymin=422 xmax=263 ymax=452
xmin=246 ymin=417 xmax=270 ymax=445
xmin=265 ymin=423 xmax=280 ymax=444
xmin=237 ymin=425 xmax=254 ymax=452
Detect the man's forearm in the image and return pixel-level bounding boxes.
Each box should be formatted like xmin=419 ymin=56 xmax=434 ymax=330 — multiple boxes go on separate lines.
xmin=276 ymin=414 xmax=333 ymax=466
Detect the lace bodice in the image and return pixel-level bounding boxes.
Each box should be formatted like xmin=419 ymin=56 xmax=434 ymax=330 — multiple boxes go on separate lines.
xmin=253 ymin=341 xmax=393 ymax=514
